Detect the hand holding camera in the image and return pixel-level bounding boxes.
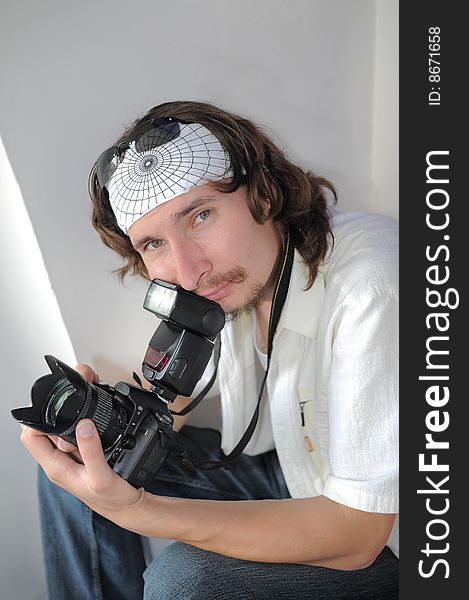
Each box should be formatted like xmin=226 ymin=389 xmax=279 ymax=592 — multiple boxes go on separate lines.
xmin=13 ymin=280 xmax=225 ymax=489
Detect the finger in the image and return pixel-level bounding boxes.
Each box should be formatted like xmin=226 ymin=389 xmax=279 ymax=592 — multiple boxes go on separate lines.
xmin=21 ymin=426 xmax=80 ymax=480
xmin=55 ymin=438 xmax=84 ymax=463
xmin=56 ymin=437 xmax=78 ymax=453
xmin=75 ymin=420 xmax=144 ymax=512
xmin=75 ymin=363 xmax=100 ymax=383
xmin=22 ymin=426 xmax=80 ymax=457
xmin=75 ymin=420 xmax=112 ymax=486
xmin=23 ymin=430 xmax=68 ymax=451
xmin=21 ymin=429 xmax=60 ymax=454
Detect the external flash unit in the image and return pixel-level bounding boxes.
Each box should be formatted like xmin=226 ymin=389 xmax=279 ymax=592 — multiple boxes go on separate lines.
xmin=141 ymin=279 xmax=225 ymax=398
xmin=143 ymin=279 xmax=226 ymax=338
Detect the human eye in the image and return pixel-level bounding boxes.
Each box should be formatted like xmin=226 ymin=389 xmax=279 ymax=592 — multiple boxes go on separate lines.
xmin=194 ymin=208 xmax=211 ymax=224
xmin=144 ymin=239 xmax=164 ymax=251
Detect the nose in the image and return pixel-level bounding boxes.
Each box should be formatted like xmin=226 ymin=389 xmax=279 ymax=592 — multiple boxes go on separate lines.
xmin=149 ymin=239 xmax=212 ymax=291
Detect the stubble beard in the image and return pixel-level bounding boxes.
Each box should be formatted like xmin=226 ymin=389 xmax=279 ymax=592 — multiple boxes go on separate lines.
xmin=197 ymin=266 xmax=268 ymax=322
xmin=225 ymin=280 xmax=267 ymax=322
xmin=226 ymin=243 xmax=284 ymax=321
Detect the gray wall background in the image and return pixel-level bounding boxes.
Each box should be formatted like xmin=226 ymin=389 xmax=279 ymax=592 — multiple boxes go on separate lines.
xmin=0 ymin=1 xmax=398 ymax=598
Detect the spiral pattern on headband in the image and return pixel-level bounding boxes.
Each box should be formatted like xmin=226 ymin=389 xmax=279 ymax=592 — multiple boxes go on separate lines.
xmin=107 ymin=123 xmax=231 ymax=233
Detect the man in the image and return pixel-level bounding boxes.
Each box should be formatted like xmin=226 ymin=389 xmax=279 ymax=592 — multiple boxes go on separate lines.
xmin=21 ymin=101 xmax=399 ymax=599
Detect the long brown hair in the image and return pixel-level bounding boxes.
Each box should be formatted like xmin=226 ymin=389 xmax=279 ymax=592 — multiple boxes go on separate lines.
xmin=89 ymin=100 xmax=336 ymax=287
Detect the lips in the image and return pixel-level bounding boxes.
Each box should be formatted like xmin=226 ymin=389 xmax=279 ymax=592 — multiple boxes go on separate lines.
xmin=197 ymin=268 xmax=247 ymax=302
xmin=199 ymin=281 xmax=232 ymax=301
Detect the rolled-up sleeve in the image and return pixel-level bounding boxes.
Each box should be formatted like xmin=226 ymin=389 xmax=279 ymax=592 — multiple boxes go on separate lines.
xmin=322 ymin=272 xmax=399 ymax=514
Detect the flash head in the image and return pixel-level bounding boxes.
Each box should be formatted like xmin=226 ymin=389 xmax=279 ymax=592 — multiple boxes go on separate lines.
xmin=143 ymin=279 xmax=225 ymax=338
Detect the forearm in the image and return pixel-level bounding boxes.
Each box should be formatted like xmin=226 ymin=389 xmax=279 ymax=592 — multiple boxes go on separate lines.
xmin=118 ymin=493 xmax=395 ymax=570
xmin=21 ymin=422 xmax=393 ymax=570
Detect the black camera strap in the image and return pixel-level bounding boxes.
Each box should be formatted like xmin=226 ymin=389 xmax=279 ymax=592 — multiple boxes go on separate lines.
xmin=158 ymin=233 xmax=295 ymax=472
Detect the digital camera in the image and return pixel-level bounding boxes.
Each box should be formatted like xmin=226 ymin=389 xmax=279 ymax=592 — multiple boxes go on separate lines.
xmin=11 ymin=280 xmax=225 ymax=488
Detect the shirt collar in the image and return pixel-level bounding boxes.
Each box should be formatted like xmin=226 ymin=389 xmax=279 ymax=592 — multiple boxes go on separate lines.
xmin=278 ymin=250 xmax=325 ymax=339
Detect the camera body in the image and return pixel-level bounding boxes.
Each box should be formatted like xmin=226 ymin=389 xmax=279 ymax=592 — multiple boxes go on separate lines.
xmin=12 ymin=280 xmax=225 ymax=488
xmin=100 ymin=379 xmax=174 ymax=488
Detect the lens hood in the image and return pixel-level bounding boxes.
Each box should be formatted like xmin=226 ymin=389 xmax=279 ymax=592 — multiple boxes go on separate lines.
xmin=11 ymin=355 xmax=88 ymax=435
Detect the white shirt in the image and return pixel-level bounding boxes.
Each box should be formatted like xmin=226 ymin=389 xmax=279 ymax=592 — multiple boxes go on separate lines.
xmin=211 ymin=211 xmax=399 ymax=556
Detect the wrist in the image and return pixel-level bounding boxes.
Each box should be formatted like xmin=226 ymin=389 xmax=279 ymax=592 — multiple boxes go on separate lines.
xmin=104 ymin=486 xmax=149 ymax=534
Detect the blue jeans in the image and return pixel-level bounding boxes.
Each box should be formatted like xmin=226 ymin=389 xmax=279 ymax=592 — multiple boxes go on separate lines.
xmin=38 ymin=426 xmax=398 ymax=599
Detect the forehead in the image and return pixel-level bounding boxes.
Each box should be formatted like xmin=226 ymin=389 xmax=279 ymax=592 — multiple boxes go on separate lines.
xmin=127 ymin=183 xmax=247 ymax=244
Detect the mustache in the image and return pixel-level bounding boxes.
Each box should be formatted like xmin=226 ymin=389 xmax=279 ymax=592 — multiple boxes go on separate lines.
xmin=197 ymin=267 xmax=247 ymax=294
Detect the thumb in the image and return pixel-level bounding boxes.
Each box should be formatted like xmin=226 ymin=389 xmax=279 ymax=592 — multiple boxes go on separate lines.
xmin=75 ymin=420 xmax=109 ymax=479
xmin=76 ymin=419 xmax=97 ymax=441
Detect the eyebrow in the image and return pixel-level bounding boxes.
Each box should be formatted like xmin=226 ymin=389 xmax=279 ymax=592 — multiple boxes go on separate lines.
xmin=170 ymin=196 xmax=218 ymax=223
xmin=132 ymin=195 xmax=218 ymax=251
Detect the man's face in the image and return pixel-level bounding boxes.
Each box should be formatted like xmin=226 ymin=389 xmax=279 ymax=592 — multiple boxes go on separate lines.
xmin=128 ymin=184 xmax=280 ymax=316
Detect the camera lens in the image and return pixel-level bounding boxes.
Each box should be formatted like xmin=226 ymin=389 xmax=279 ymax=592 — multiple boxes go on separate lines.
xmin=41 ymin=358 xmax=127 ymax=450
xmin=11 ymin=356 xmax=131 ymax=452
xmin=45 ymin=379 xmax=76 ymax=425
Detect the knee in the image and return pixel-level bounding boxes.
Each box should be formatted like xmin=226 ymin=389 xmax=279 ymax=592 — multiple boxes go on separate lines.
xmin=143 ymin=542 xmax=219 ymax=600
